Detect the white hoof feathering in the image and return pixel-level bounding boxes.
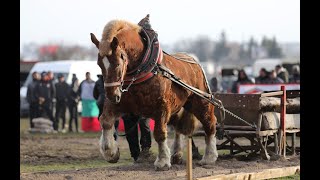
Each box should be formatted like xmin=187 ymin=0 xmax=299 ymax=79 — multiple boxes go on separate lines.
xmin=154 ymin=139 xmax=171 ymax=170
xmin=199 ymin=134 xmax=218 ymax=165
xmin=99 ymin=128 xmax=119 ymax=162
xmin=171 ymin=132 xmax=184 ymax=164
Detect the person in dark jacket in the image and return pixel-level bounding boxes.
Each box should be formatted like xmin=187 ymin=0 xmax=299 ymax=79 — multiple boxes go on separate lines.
xmin=209 ymin=77 xmax=222 ymax=93
xmin=255 ymin=68 xmax=270 ymax=84
xmin=267 ymin=70 xmax=284 ymax=84
xmin=68 ymin=74 xmax=80 ymax=132
xmin=26 ymin=71 xmax=40 ymax=128
xmin=231 ymin=69 xmax=254 ymax=93
xmin=55 ymin=74 xmax=70 ymax=131
xmin=35 ymin=72 xmax=56 ymax=129
xmin=275 ymin=65 xmax=289 ymax=83
xmin=93 ymin=74 xmax=119 ymax=140
xmin=47 ymin=71 xmax=56 ymax=111
xmin=289 ymin=65 xmax=300 ymax=83
xmin=122 ymin=113 xmax=154 ymax=162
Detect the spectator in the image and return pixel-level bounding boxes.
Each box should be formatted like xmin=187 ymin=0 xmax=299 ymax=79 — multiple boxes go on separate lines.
xmin=55 ymin=74 xmax=70 ymax=131
xmin=34 ymin=72 xmax=56 ymax=130
xmin=255 ymin=68 xmax=270 ymax=84
xmin=47 ymin=71 xmax=55 ymax=83
xmin=78 ymin=72 xmax=99 ymax=132
xmin=93 ymin=74 xmax=119 ymax=140
xmin=231 ymin=69 xmax=254 ymax=93
xmin=267 ymin=70 xmax=284 ymax=84
xmin=122 ymin=113 xmax=154 ymax=162
xmin=71 ymin=74 xmax=78 ymax=85
xmin=209 ymin=77 xmax=222 ymax=93
xmin=47 ymin=71 xmax=56 ymax=113
xmin=68 ymin=74 xmax=80 ymax=132
xmin=26 ymin=71 xmax=40 ymax=128
xmin=289 ymin=65 xmax=300 ymax=83
xmin=275 ymin=65 xmax=289 ymax=83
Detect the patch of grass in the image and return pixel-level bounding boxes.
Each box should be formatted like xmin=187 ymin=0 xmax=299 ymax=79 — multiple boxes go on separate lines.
xmin=20 ymin=159 xmax=132 ymax=173
xmin=21 ymin=146 xmax=134 ymax=173
xmin=20 ymin=118 xmax=30 ymax=133
xmin=270 ymin=174 xmax=300 ymax=179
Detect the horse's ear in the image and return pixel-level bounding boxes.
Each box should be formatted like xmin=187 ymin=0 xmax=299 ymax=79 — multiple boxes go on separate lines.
xmin=110 ymin=37 xmax=119 ymax=50
xmin=90 ymin=33 xmax=100 ymax=49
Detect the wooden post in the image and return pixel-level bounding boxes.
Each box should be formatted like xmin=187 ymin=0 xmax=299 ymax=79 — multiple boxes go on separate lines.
xmin=187 ymin=136 xmax=192 ymax=180
xmin=280 ymin=85 xmax=286 ymax=157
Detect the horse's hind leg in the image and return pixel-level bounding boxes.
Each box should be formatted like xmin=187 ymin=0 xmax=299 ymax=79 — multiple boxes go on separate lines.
xmin=153 ymin=111 xmax=171 ymax=170
xmin=171 ymin=131 xmax=184 ymax=164
xmin=191 ymin=102 xmax=218 ymax=165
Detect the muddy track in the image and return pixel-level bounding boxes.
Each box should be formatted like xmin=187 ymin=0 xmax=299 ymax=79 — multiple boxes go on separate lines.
xmin=20 ymin=135 xmax=300 ymax=180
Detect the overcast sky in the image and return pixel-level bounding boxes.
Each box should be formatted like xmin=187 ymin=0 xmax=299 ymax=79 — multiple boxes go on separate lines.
xmin=20 ymin=0 xmax=299 ymax=51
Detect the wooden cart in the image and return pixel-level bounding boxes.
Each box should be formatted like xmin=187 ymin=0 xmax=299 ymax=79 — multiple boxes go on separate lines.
xmin=195 ymin=89 xmax=300 ymax=160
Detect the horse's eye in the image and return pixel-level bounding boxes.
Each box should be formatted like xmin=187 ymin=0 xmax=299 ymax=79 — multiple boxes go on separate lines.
xmin=120 ymin=53 xmax=124 ymax=60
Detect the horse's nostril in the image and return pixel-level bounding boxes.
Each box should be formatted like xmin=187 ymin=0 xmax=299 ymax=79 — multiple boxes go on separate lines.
xmin=115 ymin=96 xmax=121 ymax=103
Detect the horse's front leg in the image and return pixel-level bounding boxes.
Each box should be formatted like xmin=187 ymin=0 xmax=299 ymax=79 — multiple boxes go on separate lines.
xmin=154 ymin=111 xmax=171 ymax=171
xmin=99 ymin=104 xmax=120 ymax=163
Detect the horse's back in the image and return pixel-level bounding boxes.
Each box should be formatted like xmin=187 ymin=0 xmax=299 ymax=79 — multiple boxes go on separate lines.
xmin=163 ymin=53 xmax=209 ymax=93
xmin=170 ymin=52 xmax=198 ymax=64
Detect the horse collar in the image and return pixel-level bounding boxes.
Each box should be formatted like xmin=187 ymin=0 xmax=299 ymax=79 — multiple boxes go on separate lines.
xmin=123 ymin=26 xmax=163 ymax=86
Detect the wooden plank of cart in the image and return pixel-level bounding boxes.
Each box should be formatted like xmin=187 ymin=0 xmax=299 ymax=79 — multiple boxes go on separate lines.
xmin=193 ymin=87 xmax=300 ymax=160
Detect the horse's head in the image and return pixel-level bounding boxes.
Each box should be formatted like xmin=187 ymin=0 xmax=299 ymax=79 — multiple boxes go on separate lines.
xmin=90 ymin=20 xmax=144 ymax=104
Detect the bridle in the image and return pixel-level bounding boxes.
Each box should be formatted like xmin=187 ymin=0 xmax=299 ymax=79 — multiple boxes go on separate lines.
xmin=100 ymin=18 xmax=162 ymax=94
xmin=103 ymin=56 xmax=129 ymax=93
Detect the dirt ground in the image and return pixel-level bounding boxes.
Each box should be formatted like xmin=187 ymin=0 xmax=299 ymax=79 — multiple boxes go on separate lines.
xmin=20 ymin=130 xmax=300 ymax=180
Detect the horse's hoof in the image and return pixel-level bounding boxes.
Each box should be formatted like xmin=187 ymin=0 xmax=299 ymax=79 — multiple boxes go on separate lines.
xmin=107 ymin=147 xmax=120 ymax=163
xmin=100 ymin=145 xmax=120 ymax=163
xmin=154 ymin=157 xmax=171 ymax=171
xmin=155 ymin=164 xmax=170 ymax=171
xmin=197 ymin=157 xmax=216 ymax=166
xmin=171 ymin=153 xmax=183 ymax=165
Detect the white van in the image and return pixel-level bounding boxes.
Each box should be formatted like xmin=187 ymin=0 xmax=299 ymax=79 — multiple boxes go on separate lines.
xmin=20 ymin=60 xmax=102 ymax=116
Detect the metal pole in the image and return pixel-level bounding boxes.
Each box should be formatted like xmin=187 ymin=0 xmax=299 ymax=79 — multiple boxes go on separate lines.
xmin=187 ymin=136 xmax=192 ymax=180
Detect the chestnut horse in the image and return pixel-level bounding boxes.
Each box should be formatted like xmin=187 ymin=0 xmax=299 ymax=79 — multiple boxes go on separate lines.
xmin=90 ymin=15 xmax=218 ymax=170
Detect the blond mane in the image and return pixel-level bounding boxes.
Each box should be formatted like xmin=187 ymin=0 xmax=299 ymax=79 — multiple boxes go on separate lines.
xmin=99 ymin=20 xmax=141 ymax=56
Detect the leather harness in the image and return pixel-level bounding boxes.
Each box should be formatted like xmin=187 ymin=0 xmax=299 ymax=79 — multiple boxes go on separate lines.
xmin=122 ymin=27 xmax=163 ymax=86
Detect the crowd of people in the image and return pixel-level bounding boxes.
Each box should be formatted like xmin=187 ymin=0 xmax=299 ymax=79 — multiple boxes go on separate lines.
xmin=26 ymin=71 xmax=156 ymax=162
xmin=209 ymin=64 xmax=300 ymax=93
xmin=27 ymin=71 xmax=82 ymax=132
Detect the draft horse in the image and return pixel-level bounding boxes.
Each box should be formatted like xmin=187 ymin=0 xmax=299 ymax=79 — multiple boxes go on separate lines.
xmin=90 ymin=15 xmax=218 ymax=170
